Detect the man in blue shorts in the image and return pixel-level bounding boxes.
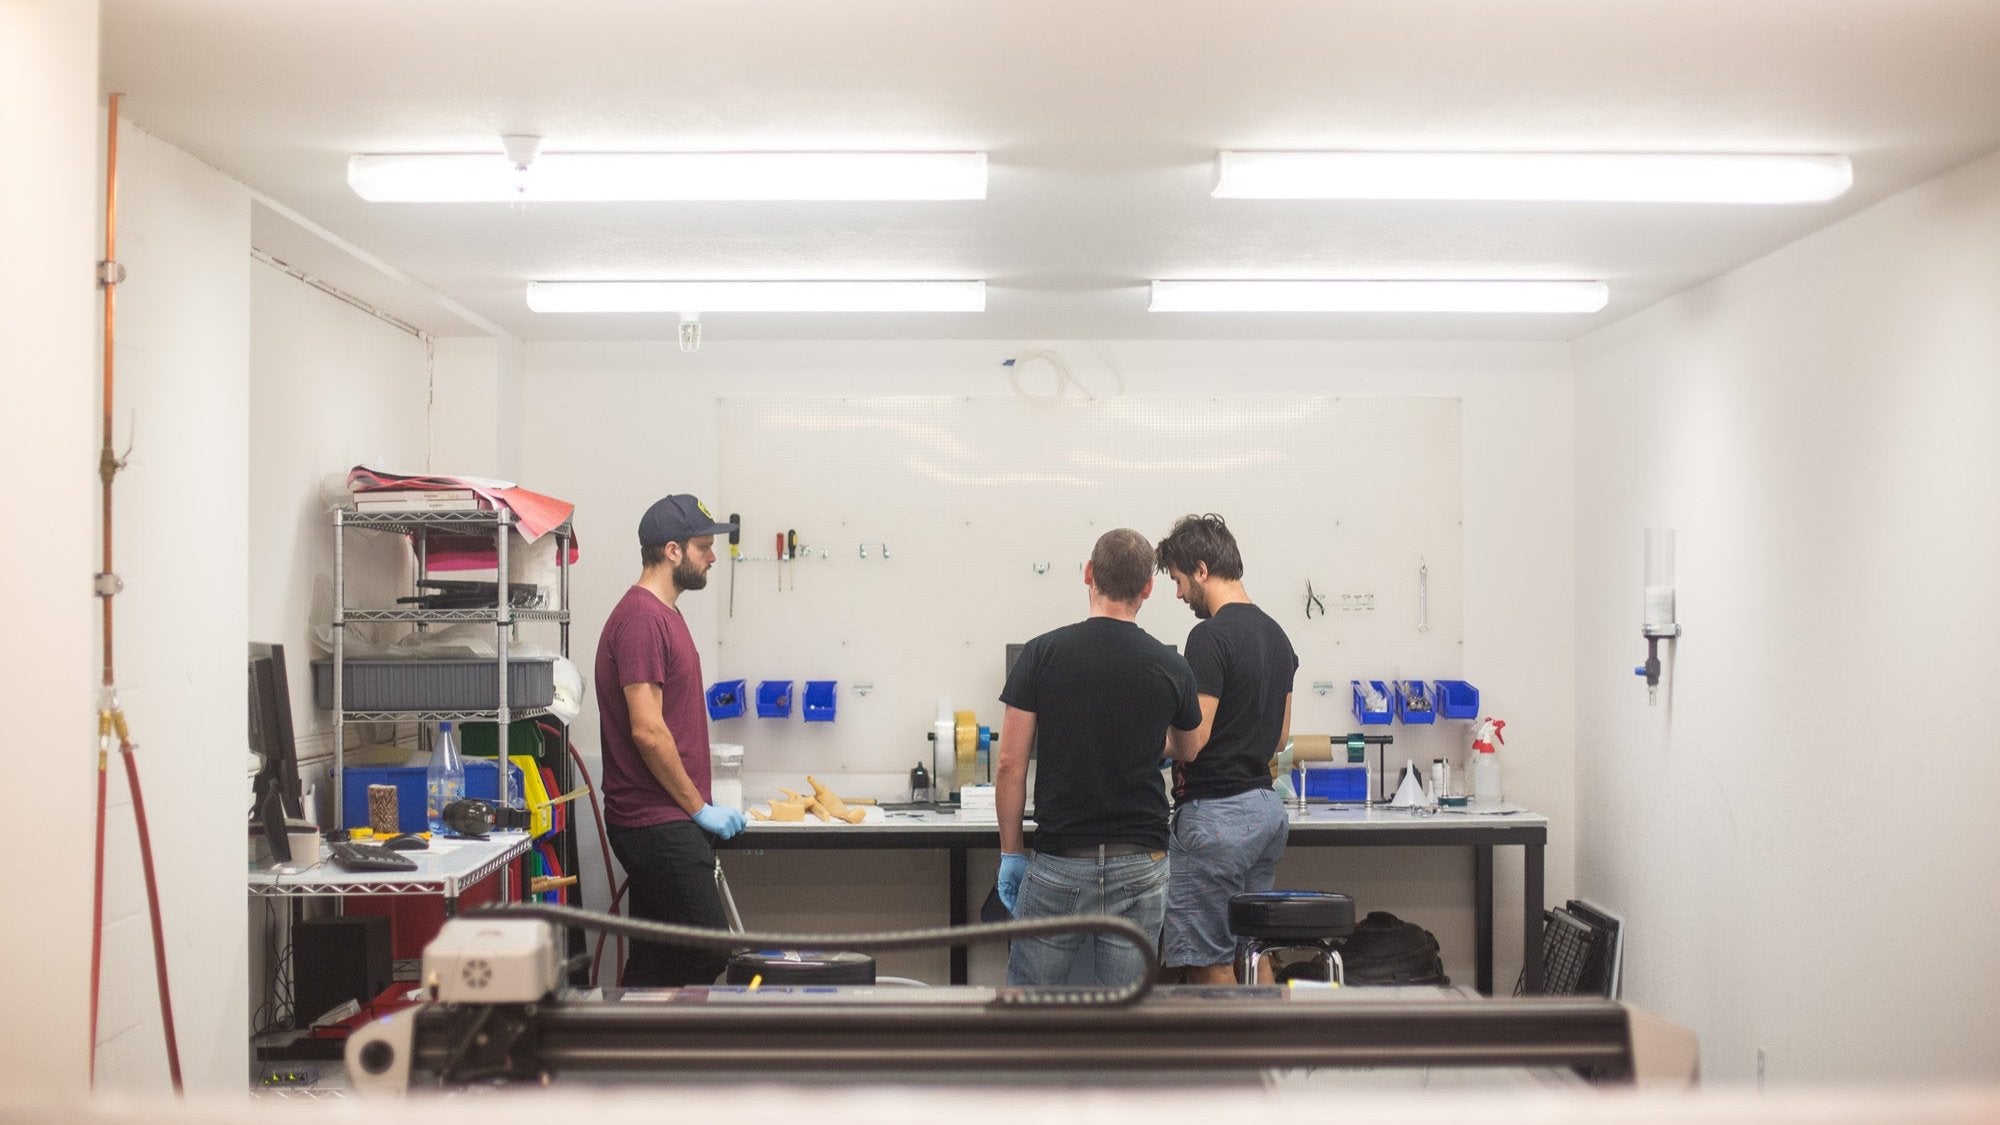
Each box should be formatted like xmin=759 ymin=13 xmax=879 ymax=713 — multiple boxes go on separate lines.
xmin=1155 ymin=513 xmax=1298 ymax=984
xmin=995 ymin=528 xmax=1205 ymax=986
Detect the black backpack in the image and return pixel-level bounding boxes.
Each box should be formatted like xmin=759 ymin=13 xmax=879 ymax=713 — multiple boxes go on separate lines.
xmin=1332 ymin=910 xmax=1449 ymax=986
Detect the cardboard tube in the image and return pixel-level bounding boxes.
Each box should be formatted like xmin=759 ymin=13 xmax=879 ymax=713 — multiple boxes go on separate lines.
xmin=1289 ymin=734 xmax=1335 ymax=762
xmin=367 ymin=784 xmax=400 ymax=835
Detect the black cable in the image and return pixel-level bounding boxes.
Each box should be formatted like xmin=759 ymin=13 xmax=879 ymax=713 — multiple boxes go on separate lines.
xmin=476 ymin=902 xmax=1158 ymax=1008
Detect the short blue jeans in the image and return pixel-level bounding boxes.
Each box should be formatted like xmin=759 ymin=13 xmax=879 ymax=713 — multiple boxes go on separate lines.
xmin=1006 ymin=849 xmax=1168 ymax=987
xmin=1162 ymin=787 xmax=1289 ymax=968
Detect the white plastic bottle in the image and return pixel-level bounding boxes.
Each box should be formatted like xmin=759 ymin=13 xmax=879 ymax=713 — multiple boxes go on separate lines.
xmin=1470 ymin=718 xmax=1507 ymax=806
xmin=426 ymin=721 xmax=466 ymax=834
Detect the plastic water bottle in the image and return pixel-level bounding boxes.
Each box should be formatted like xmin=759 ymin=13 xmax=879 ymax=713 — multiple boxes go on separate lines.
xmin=426 ymin=721 xmax=466 ymax=835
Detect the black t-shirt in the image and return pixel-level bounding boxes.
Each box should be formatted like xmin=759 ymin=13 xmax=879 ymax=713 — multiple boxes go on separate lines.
xmin=1174 ymin=602 xmax=1298 ymax=803
xmin=1000 ymin=616 xmax=1202 ymax=854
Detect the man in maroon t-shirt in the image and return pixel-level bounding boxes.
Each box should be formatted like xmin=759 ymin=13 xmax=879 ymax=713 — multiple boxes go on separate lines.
xmin=596 ymin=493 xmax=746 ymax=986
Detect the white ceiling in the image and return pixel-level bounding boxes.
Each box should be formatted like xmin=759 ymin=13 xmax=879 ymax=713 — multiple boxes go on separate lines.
xmin=103 ymin=0 xmax=2000 ymax=343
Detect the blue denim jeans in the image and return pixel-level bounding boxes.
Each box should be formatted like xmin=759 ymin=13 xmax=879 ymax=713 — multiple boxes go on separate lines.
xmin=1163 ymin=787 xmax=1289 ymax=968
xmin=1006 ymin=850 xmax=1168 ymax=987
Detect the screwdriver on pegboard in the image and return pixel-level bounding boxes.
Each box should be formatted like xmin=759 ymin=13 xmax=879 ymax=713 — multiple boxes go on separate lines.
xmin=727 ymin=514 xmax=740 ymax=617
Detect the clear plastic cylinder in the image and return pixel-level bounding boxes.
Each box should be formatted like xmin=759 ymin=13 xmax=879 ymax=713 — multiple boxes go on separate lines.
xmin=1643 ymin=528 xmax=1677 ymax=631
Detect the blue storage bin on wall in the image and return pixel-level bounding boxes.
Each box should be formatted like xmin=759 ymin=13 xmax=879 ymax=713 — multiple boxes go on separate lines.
xmin=1433 ymin=679 xmax=1480 ymax=720
xmin=1396 ymin=680 xmax=1436 ymax=724
xmin=756 ymin=680 xmax=793 ymax=718
xmin=1352 ymin=680 xmax=1393 ymax=726
xmin=707 ymin=679 xmax=747 ymax=720
xmin=802 ymin=680 xmax=837 ymax=722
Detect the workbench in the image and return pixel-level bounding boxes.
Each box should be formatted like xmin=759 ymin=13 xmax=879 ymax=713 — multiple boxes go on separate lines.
xmin=723 ymin=805 xmax=1547 ymax=993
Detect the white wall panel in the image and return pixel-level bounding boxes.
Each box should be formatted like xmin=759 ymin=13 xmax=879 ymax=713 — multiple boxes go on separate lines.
xmin=713 ymin=395 xmax=1465 ymax=799
xmin=520 ymin=339 xmax=1572 ymax=989
xmin=1573 ymin=147 xmax=2000 ymax=1083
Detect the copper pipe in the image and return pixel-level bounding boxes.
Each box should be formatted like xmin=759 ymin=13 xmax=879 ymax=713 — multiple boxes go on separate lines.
xmin=100 ymin=91 xmax=120 ymax=685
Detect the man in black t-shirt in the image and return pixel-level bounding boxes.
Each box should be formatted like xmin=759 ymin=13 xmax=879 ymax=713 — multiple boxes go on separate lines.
xmin=1155 ymin=513 xmax=1298 ymax=984
xmin=996 ymin=528 xmax=1204 ymax=987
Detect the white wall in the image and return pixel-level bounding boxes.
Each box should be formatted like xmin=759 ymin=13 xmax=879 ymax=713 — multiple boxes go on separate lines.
xmin=519 ymin=339 xmax=1575 ymax=986
xmin=0 ymin=0 xmax=100 ymax=1098
xmin=248 ymin=260 xmax=431 ymax=753
xmin=82 ymin=121 xmax=253 ymax=1092
xmin=1573 ymin=149 xmax=2000 ymax=1083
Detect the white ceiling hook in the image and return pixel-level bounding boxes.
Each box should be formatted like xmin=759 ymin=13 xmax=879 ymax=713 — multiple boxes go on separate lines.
xmin=500 ymin=135 xmax=543 ymax=171
xmin=678 ymin=312 xmax=702 ymax=353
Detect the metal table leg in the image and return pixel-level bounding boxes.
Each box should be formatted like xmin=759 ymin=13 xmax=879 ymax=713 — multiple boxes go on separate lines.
xmin=1523 ymin=841 xmax=1545 ymax=994
xmin=1474 ymin=843 xmax=1494 ymax=995
xmin=949 ymin=846 xmax=968 ymax=984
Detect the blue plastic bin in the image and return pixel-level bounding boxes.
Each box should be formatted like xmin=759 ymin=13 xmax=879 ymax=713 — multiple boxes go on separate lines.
xmin=1352 ymin=680 xmax=1393 ymax=726
xmin=756 ymin=680 xmax=794 ymax=718
xmin=802 ymin=680 xmax=837 ymax=722
xmin=341 ymin=759 xmax=524 ymax=834
xmin=706 ymin=679 xmax=747 ymax=720
xmin=1433 ymin=679 xmax=1480 ymax=720
xmin=1302 ymin=763 xmax=1371 ymax=802
xmin=1396 ymin=680 xmax=1436 ymax=725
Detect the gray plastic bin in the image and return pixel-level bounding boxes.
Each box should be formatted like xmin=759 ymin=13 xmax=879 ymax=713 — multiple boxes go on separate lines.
xmin=311 ymin=657 xmax=556 ymax=711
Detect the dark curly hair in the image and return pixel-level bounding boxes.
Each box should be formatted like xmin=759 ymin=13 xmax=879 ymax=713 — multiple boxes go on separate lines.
xmin=1155 ymin=513 xmax=1243 ymax=580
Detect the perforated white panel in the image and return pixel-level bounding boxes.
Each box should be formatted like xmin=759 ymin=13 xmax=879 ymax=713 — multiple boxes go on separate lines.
xmin=716 ymin=396 xmax=1464 ymax=793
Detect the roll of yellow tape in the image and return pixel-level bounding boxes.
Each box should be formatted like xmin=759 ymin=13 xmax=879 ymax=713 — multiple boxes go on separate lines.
xmin=955 ymin=711 xmax=979 ymax=787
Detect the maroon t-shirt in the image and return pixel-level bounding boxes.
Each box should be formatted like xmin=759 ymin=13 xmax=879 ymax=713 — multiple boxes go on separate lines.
xmin=595 ymin=585 xmax=712 ymax=827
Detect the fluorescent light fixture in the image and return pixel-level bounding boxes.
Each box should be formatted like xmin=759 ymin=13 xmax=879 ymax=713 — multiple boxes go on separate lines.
xmin=1214 ymin=151 xmax=1852 ymax=204
xmin=349 ymin=151 xmax=987 ymax=201
xmin=1148 ymin=279 xmax=1609 ymax=314
xmin=527 ymin=280 xmax=986 ymax=314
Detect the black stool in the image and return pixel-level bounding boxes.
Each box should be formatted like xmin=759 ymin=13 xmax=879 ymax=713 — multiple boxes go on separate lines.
xmin=724 ymin=949 xmax=876 ymax=986
xmin=1228 ymin=891 xmax=1356 ymax=985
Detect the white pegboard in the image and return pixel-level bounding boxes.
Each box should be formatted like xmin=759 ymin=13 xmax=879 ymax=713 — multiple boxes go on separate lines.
xmin=714 ymin=395 xmax=1466 ymax=795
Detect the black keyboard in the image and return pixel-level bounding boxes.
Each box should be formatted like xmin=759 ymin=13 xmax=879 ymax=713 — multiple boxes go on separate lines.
xmin=327 ymin=840 xmax=419 ymax=873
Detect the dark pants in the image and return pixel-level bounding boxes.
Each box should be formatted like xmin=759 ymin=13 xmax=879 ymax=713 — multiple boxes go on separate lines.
xmin=607 ymin=819 xmax=731 ymax=987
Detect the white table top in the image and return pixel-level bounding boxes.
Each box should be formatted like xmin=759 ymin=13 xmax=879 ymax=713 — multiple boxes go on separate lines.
xmin=247 ymin=830 xmax=534 ymax=897
xmin=731 ymin=802 xmax=1544 ymax=844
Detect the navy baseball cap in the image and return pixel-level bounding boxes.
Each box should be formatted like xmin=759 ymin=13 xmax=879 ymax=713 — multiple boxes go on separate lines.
xmin=638 ymin=494 xmax=736 ymax=547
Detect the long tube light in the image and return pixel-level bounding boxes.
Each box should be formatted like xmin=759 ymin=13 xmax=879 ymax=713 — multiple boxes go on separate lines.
xmin=350 ymin=151 xmax=988 ymax=202
xmin=1148 ymin=279 xmax=1609 ymax=314
xmin=1214 ymin=151 xmax=1852 ymax=204
xmin=527 ymin=280 xmax=987 ymax=313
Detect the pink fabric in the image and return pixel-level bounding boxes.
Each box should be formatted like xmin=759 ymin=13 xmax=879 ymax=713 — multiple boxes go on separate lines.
xmin=347 ymin=466 xmax=581 ymax=571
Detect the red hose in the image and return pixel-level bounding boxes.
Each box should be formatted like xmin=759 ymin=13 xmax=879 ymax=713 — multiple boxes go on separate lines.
xmin=88 ymin=748 xmax=107 ymax=1087
xmin=119 ymin=745 xmax=182 ymax=1093
xmin=539 ymin=723 xmax=624 ymax=984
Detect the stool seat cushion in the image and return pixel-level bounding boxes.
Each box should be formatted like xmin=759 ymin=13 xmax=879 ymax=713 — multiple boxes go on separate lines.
xmin=724 ymin=949 xmax=877 ymax=985
xmin=1228 ymin=891 xmax=1357 ymax=941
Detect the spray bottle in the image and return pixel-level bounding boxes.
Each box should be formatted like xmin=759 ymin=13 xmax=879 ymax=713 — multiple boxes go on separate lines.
xmin=1470 ymin=717 xmax=1507 ymax=806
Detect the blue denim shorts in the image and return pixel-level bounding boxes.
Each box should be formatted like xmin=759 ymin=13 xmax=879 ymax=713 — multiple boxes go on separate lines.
xmin=1162 ymin=787 xmax=1289 ymax=968
xmin=1007 ymin=850 xmax=1168 ymax=987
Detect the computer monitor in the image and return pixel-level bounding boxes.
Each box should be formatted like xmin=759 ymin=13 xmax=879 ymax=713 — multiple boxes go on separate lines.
xmin=248 ymin=642 xmax=304 ymax=825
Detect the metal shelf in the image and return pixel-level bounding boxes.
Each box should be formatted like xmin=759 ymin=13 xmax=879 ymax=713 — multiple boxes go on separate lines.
xmin=248 ymin=833 xmax=535 ymax=901
xmin=342 ymin=607 xmax=568 ymax=624
xmin=329 ymin=505 xmax=573 ymax=830
xmin=339 ymin=706 xmax=553 ymax=724
xmin=340 ymin=508 xmax=575 ymax=535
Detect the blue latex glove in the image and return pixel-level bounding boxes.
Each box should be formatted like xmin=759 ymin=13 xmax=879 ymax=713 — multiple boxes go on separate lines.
xmin=694 ymin=804 xmax=747 ymax=840
xmin=996 ymin=851 xmax=1029 ymax=913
